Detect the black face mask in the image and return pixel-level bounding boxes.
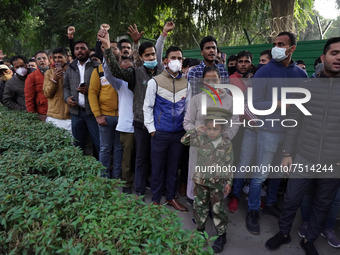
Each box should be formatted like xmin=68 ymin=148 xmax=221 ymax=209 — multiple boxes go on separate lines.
xmin=228 ymin=66 xmax=236 ymax=75
xmin=256 ymin=64 xmax=265 ymax=71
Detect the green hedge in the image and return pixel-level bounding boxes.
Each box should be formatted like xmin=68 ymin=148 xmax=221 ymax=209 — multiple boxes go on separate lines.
xmin=0 ymin=106 xmax=212 ymax=254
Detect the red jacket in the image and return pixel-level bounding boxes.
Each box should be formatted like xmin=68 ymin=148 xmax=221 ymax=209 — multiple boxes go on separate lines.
xmin=229 ymin=72 xmax=246 ymax=93
xmin=25 ymin=70 xmax=48 ymax=114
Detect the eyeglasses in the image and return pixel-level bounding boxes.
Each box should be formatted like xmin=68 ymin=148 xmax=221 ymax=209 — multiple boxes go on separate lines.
xmin=36 ymin=57 xmax=47 ymax=61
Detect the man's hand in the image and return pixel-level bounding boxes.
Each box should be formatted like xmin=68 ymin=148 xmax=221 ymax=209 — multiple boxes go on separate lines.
xmin=53 ymin=68 xmax=63 ymax=82
xmin=67 ymin=26 xmax=75 ymax=39
xmin=100 ymin=23 xmax=110 ymax=31
xmin=128 ymin=24 xmax=144 ymax=44
xmin=97 ymin=28 xmax=110 ymax=49
xmin=163 ymin=21 xmax=175 ymax=33
xmin=77 ymin=86 xmax=88 ymax=94
xmin=197 ymin=125 xmax=206 ymax=135
xmin=66 ymin=96 xmax=77 ymax=107
xmin=96 ymin=116 xmax=107 ymax=126
xmin=224 ymin=184 xmax=231 ymax=196
xmin=281 ymin=156 xmax=293 ymax=175
xmin=151 ymin=132 xmax=155 ymax=137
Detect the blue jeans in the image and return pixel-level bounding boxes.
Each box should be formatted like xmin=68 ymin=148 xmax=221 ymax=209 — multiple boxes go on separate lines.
xmin=301 ymin=186 xmax=340 ymax=229
xmin=98 ymin=115 xmax=123 ymax=179
xmin=71 ymin=111 xmax=99 ymax=159
xmin=232 ymin=128 xmax=257 ymax=198
xmin=248 ymin=130 xmax=284 ymax=211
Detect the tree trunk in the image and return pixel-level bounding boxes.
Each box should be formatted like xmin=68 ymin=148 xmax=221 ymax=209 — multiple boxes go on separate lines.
xmin=270 ymin=0 xmax=295 ymax=40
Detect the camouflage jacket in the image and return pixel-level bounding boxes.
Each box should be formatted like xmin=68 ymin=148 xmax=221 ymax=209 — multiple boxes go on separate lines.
xmin=181 ymin=128 xmax=233 ymax=185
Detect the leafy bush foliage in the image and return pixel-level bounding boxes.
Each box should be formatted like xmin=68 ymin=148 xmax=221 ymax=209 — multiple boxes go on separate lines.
xmin=0 ymin=107 xmax=210 ymax=254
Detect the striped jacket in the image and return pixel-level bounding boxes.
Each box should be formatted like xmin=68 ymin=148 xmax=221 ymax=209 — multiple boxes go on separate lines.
xmin=144 ymin=69 xmax=188 ymax=133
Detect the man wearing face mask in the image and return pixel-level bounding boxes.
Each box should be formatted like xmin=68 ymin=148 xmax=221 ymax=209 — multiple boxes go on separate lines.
xmin=3 ymin=55 xmax=31 ymax=111
xmin=98 ymin=21 xmax=174 ymax=197
xmin=25 ymin=50 xmax=50 ymax=121
xmin=227 ymin=54 xmax=238 ymax=76
xmin=143 ymin=46 xmax=188 ymax=211
xmin=245 ymin=32 xmax=307 ymax=235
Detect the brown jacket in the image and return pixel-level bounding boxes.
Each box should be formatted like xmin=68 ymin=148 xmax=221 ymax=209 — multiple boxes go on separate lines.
xmin=43 ymin=68 xmax=70 ymax=120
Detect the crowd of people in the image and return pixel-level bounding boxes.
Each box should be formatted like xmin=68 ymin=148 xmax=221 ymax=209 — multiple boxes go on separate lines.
xmin=0 ymin=21 xmax=340 ymax=255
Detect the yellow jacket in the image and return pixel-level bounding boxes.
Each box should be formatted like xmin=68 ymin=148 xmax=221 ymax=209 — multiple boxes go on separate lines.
xmin=43 ymin=68 xmax=70 ymax=120
xmin=89 ymin=65 xmax=118 ymax=117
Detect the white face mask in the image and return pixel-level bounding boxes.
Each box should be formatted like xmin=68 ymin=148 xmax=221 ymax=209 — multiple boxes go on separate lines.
xmin=167 ymin=59 xmax=182 ymax=73
xmin=271 ymin=46 xmax=291 ymax=62
xmin=16 ymin=67 xmax=28 ymax=77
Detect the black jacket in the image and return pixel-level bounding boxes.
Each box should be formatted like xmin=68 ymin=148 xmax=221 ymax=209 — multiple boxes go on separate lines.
xmin=283 ymin=73 xmax=340 ymax=164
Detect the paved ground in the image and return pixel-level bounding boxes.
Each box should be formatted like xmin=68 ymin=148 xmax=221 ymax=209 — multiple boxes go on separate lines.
xmin=140 ymin=188 xmax=340 ymax=255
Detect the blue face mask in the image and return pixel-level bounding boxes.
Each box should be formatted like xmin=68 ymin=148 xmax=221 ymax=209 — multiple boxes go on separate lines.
xmin=143 ymin=60 xmax=157 ymax=69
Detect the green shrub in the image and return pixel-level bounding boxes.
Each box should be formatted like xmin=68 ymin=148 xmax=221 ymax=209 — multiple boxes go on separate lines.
xmin=0 ymin=106 xmax=212 ymax=254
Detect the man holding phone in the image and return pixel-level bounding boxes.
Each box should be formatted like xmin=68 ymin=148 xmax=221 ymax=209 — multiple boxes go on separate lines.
xmin=43 ymin=47 xmax=71 ymax=132
xmin=63 ymin=40 xmax=100 ymax=159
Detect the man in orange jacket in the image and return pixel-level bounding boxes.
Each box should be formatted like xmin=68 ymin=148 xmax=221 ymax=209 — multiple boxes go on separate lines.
xmin=25 ymin=50 xmax=50 ymax=121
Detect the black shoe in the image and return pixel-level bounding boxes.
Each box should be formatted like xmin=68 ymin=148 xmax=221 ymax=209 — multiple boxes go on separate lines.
xmin=122 ymin=186 xmax=132 ymax=194
xmin=192 ymin=217 xmax=196 ymax=225
xmin=187 ymin=197 xmax=193 ymax=207
xmin=263 ymin=204 xmax=281 ymax=218
xmin=212 ymin=233 xmax=226 ymax=253
xmin=246 ymin=210 xmax=260 ymax=235
xmin=265 ymin=231 xmax=291 ymax=250
xmin=300 ymin=239 xmax=319 ymax=255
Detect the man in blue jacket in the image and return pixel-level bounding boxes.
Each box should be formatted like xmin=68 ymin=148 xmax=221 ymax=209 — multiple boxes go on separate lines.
xmin=265 ymin=36 xmax=340 ymax=255
xmin=143 ymin=46 xmax=188 ymax=211
xmin=246 ymin=32 xmax=307 ymax=235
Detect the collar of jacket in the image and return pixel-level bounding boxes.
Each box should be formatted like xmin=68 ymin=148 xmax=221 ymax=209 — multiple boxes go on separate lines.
xmin=318 ymin=71 xmax=340 ymax=78
xmin=68 ymin=58 xmax=98 ymax=71
xmin=163 ymin=68 xmax=182 ymax=79
xmin=270 ymin=59 xmax=296 ymax=69
xmin=143 ymin=65 xmax=158 ymax=76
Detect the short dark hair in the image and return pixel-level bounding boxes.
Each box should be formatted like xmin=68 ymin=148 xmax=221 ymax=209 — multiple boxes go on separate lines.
xmin=314 ymin=57 xmax=322 ymax=68
xmin=296 ymin=60 xmax=306 ymax=66
xmin=203 ymin=66 xmax=220 ymax=78
xmin=165 ymin=46 xmax=183 ymax=58
xmin=323 ymin=37 xmax=340 ymax=55
xmin=138 ymin=41 xmax=155 ymax=56
xmin=260 ymin=49 xmax=272 ymax=59
xmin=190 ymin=58 xmax=201 ymax=67
xmin=277 ymin=31 xmax=297 ymax=46
xmin=28 ymin=58 xmax=35 ymax=63
xmin=227 ymin=54 xmax=237 ymax=64
xmin=74 ymin=40 xmax=89 ymax=50
xmin=183 ymin=58 xmax=191 ymax=69
xmin=11 ymin=55 xmax=28 ymax=65
xmin=52 ymin=47 xmax=68 ymax=57
xmin=200 ymin=36 xmax=217 ymax=50
xmin=118 ymin=39 xmax=132 ymax=50
xmin=237 ymin=50 xmax=253 ymax=61
xmin=34 ymin=50 xmax=48 ymax=58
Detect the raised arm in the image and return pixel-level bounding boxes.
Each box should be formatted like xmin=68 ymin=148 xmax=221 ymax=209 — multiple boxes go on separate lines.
xmin=67 ymin=26 xmax=76 ymax=60
xmin=128 ymin=23 xmax=144 ymax=66
xmin=155 ymin=21 xmax=175 ymax=71
xmin=98 ymin=27 xmax=135 ymax=89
